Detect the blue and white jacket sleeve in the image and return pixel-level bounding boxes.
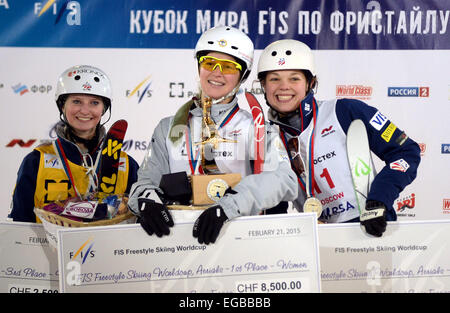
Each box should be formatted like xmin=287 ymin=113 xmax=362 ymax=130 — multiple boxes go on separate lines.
xmin=336 ymin=99 xmax=421 ymax=220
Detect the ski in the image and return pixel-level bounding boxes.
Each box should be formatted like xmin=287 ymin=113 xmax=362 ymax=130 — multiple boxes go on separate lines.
xmin=346 ymin=119 xmax=376 ymax=213
xmin=97 ymin=119 xmax=128 ymax=198
xmin=245 ymin=92 xmax=265 ymax=174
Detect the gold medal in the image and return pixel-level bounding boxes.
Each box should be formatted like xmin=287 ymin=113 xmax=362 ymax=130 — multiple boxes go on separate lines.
xmin=303 ymin=197 xmax=323 ymax=216
xmin=206 ymin=178 xmax=229 ymax=202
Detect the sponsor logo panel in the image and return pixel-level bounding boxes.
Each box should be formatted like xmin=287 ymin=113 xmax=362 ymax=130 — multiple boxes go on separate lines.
xmin=441 ymin=144 xmax=450 ymax=154
xmin=396 ymin=193 xmax=416 ymax=218
xmin=387 ymin=87 xmax=429 ymax=97
xmin=369 ymin=111 xmax=388 ymax=131
xmin=443 ymin=199 xmax=450 ymax=214
xmin=336 ymin=85 xmax=372 ymax=100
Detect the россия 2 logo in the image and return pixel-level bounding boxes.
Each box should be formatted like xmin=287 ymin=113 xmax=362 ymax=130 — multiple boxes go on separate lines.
xmin=387 ymin=87 xmax=429 ymax=97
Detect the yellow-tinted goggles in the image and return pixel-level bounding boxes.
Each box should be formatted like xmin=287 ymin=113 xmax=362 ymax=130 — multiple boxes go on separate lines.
xmin=199 ymin=56 xmax=242 ymax=74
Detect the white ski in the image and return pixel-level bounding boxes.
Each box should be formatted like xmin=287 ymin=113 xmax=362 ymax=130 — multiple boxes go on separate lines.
xmin=346 ymin=119 xmax=376 ymax=213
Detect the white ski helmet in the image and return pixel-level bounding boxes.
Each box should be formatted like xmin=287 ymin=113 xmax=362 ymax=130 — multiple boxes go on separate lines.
xmin=195 ymin=26 xmax=254 ymax=82
xmin=257 ymin=39 xmax=316 ymax=79
xmin=55 ymin=65 xmax=112 ymax=115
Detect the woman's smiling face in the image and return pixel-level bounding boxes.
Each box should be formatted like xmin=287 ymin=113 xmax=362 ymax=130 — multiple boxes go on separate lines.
xmin=262 ymin=70 xmax=309 ymax=113
xmin=199 ymin=52 xmax=241 ymax=103
xmin=63 ymin=94 xmax=104 ymax=139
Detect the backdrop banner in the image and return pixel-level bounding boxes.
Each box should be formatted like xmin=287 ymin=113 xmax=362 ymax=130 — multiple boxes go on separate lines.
xmin=1 ymin=0 xmax=449 ymax=222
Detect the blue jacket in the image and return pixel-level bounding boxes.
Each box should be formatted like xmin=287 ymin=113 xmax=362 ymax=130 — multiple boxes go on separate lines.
xmin=9 ymin=124 xmax=139 ymax=222
xmin=269 ymin=92 xmax=421 ymax=221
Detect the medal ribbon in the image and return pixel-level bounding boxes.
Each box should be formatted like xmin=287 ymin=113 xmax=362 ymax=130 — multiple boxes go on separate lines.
xmin=185 ymin=118 xmax=202 ymax=175
xmin=54 ymin=138 xmax=82 ymax=199
xmin=280 ymin=98 xmax=318 ymax=197
xmin=306 ymin=98 xmax=318 ymax=197
xmin=280 ymin=131 xmax=306 ymax=193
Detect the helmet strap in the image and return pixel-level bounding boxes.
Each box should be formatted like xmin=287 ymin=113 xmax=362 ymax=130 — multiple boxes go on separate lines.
xmin=100 ymin=106 xmax=112 ymax=127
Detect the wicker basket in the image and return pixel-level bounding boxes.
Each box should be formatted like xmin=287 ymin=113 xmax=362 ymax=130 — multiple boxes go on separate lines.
xmin=35 ymin=208 xmax=135 ymax=227
xmin=35 ymin=208 xmax=136 ymax=249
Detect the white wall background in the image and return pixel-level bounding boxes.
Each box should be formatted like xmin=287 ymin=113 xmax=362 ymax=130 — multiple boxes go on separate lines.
xmin=2 ymin=47 xmax=449 ymax=221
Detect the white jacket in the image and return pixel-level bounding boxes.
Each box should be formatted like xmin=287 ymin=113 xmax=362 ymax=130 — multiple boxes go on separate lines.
xmin=128 ymin=97 xmax=298 ymax=219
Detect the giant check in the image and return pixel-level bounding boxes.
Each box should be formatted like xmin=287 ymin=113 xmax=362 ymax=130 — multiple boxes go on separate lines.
xmin=0 ymin=222 xmax=59 ymax=293
xmin=319 ymin=220 xmax=450 ymax=293
xmin=57 ymin=213 xmax=321 ymax=293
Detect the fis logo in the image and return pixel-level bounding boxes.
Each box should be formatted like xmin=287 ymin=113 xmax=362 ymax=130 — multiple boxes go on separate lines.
xmin=44 ymin=154 xmax=62 ymax=169
xmin=35 ymin=1 xmax=81 ymax=25
xmin=278 ymin=58 xmax=286 ymax=66
xmin=388 ymin=87 xmax=429 ymax=97
xmin=126 ymin=76 xmax=152 ymax=103
xmin=69 ymin=237 xmax=95 ymax=264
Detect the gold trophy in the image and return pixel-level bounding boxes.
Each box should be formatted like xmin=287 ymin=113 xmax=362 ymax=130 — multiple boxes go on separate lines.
xmin=190 ymin=96 xmax=241 ymax=205
xmin=196 ymin=97 xmax=236 ymax=173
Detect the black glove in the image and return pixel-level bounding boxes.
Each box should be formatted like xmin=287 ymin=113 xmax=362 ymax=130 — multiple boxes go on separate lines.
xmin=360 ymin=200 xmax=387 ymax=237
xmin=193 ymin=205 xmax=228 ymax=245
xmin=159 ymin=171 xmax=192 ymax=205
xmin=138 ymin=189 xmax=174 ymax=237
xmin=264 ymin=201 xmax=288 ymax=215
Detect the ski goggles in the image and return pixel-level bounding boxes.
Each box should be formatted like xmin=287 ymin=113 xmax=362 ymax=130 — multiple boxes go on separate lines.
xmin=198 ymin=56 xmax=242 ymax=74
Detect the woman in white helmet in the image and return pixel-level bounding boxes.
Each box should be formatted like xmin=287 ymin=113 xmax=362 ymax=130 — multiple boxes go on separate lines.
xmin=258 ymin=39 xmax=421 ymax=237
xmin=10 ymin=65 xmax=139 ymax=222
xmin=128 ymin=26 xmax=298 ymax=244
